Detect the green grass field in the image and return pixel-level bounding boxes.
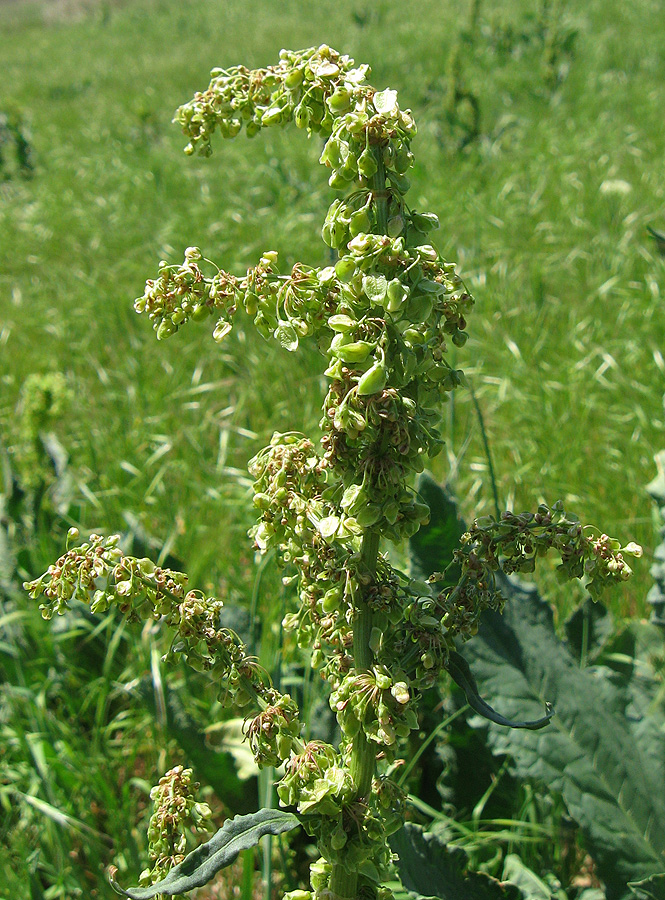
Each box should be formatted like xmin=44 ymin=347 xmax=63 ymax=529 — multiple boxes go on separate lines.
xmin=2 ymin=0 xmax=664 ymax=614
xmin=1 ymin=0 xmax=665 ymax=895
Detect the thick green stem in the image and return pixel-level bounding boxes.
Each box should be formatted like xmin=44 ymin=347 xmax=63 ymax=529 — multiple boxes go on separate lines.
xmin=331 ymin=530 xmax=381 ymax=898
xmin=348 ymin=528 xmax=381 ymax=797
xmin=329 ymin=865 xmax=359 ymax=899
xmin=329 ymin=152 xmax=390 ymax=899
xmin=371 ymin=145 xmax=389 ymax=234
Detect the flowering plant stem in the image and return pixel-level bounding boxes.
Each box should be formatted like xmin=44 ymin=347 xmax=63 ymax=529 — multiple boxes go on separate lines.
xmin=24 ymin=45 xmax=642 ymax=900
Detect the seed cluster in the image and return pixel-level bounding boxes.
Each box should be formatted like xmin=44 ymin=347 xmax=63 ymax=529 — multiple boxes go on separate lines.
xmin=23 ymin=530 xmax=303 ymax=729
xmin=139 ymin=766 xmax=212 ymax=892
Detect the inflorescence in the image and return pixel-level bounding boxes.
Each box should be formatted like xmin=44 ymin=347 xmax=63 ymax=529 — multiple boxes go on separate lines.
xmin=26 ymin=45 xmax=641 ymax=900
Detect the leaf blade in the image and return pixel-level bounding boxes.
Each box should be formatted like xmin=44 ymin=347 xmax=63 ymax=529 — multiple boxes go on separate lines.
xmin=461 ymin=576 xmax=665 ymax=899
xmin=110 ymin=809 xmax=300 ymax=898
xmin=390 ymin=823 xmax=519 ymax=900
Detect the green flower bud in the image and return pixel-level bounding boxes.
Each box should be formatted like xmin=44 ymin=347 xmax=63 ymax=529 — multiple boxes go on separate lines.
xmin=324 ymin=358 xmax=345 ymax=379
xmin=395 ymin=147 xmax=414 ymax=174
xmin=355 ymin=504 xmax=382 ymax=527
xmin=349 ymin=208 xmax=371 ymax=236
xmin=322 ymin=586 xmax=343 ymax=613
xmin=285 ymin=68 xmax=304 ymax=90
xmin=388 ymin=171 xmax=411 ymax=194
xmin=332 ymin=168 xmax=355 ymax=190
xmin=294 ymin=103 xmax=309 ymax=128
xmin=191 ymin=304 xmax=211 ymax=321
xmin=387 ymin=215 xmax=404 ymax=237
xmin=330 ymin=823 xmax=347 ymax=850
xmin=386 ymin=278 xmax=409 ymax=311
xmin=341 ymin=483 xmax=364 ymax=511
xmin=244 ymin=291 xmax=259 ymax=316
xmin=347 ymin=233 xmax=373 ymax=255
xmin=327 ymin=88 xmax=353 ymax=113
xmin=390 ymin=682 xmax=410 ymax=705
xmin=406 ymin=294 xmax=434 ymax=323
xmin=383 ymin=501 xmax=399 ymax=524
xmin=320 ymin=137 xmax=347 ymax=169
xmin=411 ymin=211 xmax=440 ymax=232
xmin=261 ymin=106 xmax=283 ymax=126
xmin=213 ymin=320 xmax=232 ymax=342
xmin=363 ymin=274 xmax=388 ymax=305
xmin=369 ymin=627 xmax=382 ymax=653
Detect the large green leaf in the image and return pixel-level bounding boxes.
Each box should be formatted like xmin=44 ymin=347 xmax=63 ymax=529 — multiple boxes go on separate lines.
xmin=460 ymin=577 xmax=665 ymax=900
xmin=409 ymin=476 xmax=665 ymax=898
xmin=110 ymin=809 xmax=300 ymax=898
xmin=391 ymin=823 xmax=521 ymax=900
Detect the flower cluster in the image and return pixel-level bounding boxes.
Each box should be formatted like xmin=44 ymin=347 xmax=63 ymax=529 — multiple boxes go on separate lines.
xmin=248 ymin=432 xmax=358 ymax=683
xmin=174 ymin=45 xmax=391 ymax=152
xmin=243 ymin=694 xmax=303 ymax=767
xmin=23 ymin=530 xmax=303 ymax=727
xmin=135 ymin=249 xmax=345 ymax=350
xmin=277 ymin=742 xmax=395 ymax=888
xmin=134 ymin=246 xmax=241 ymax=342
xmin=444 ymin=502 xmax=644 ymax=605
xmin=330 ymin=665 xmax=417 ymax=747
xmin=139 ymin=766 xmax=212 ymax=892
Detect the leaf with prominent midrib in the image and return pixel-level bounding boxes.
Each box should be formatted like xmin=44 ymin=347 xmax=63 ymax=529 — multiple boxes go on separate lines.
xmin=408 ymin=474 xmax=665 ymax=898
xmin=461 ymin=575 xmax=665 ymax=900
xmin=110 ymin=809 xmax=300 ymax=898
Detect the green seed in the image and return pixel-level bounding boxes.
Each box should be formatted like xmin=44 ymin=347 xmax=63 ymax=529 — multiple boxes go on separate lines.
xmin=157 ymin=319 xmax=177 ymax=339
xmin=335 ymin=340 xmax=374 ymax=363
xmin=335 ymin=257 xmax=356 ymax=281
xmin=328 ymin=313 xmax=357 ymax=332
xmin=349 ymin=208 xmax=371 ymax=236
xmin=357 ymin=360 xmax=387 ymax=394
xmin=357 ymin=147 xmax=378 ymax=178
xmin=191 ymin=304 xmax=210 ymax=321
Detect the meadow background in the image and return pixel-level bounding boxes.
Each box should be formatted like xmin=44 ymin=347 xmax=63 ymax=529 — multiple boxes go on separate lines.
xmin=1 ymin=0 xmax=664 ymax=896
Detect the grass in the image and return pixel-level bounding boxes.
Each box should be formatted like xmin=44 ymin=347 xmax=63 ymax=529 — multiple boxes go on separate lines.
xmin=1 ymin=0 xmax=663 ymax=614
xmin=1 ymin=0 xmax=665 ymax=894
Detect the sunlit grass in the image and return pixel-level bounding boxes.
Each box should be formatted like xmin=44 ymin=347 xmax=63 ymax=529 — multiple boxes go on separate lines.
xmin=2 ymin=0 xmax=664 ymax=616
